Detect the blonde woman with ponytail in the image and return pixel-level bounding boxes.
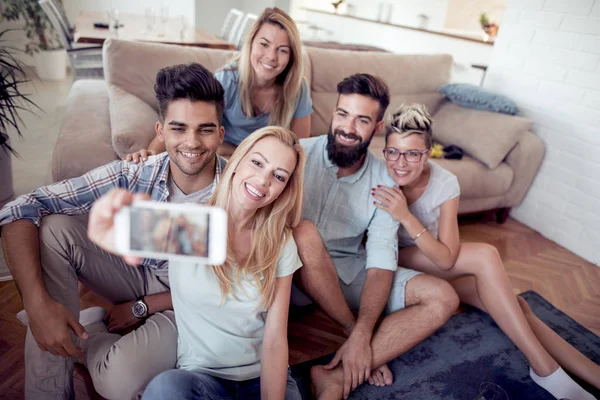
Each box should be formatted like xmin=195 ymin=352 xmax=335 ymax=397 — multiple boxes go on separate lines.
xmin=371 ymin=104 xmax=599 ymax=400
xmin=88 ymin=126 xmax=306 ymax=400
xmin=131 ymin=7 xmax=312 ymax=163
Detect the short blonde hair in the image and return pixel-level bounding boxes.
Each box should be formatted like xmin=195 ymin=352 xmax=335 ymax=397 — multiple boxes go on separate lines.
xmin=385 ymin=103 xmax=433 ymax=148
xmin=234 ymin=7 xmax=304 ymax=128
xmin=208 ymin=126 xmax=305 ymax=309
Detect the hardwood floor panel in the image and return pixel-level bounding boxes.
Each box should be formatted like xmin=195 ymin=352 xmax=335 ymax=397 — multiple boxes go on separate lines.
xmin=0 ymin=217 xmax=598 ymax=399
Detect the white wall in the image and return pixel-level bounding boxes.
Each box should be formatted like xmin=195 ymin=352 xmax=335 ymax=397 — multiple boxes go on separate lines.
xmin=63 ymin=0 xmax=195 ymax=30
xmin=303 ymin=10 xmax=493 ymax=85
xmin=241 ymin=0 xmax=290 ymax=16
xmin=195 ymin=0 xmax=290 ymax=36
xmin=196 ymin=0 xmax=243 ymax=36
xmin=291 ymin=0 xmax=448 ymax=30
xmin=444 ymin=0 xmax=505 ymax=33
xmin=484 ymin=0 xmax=600 ymax=266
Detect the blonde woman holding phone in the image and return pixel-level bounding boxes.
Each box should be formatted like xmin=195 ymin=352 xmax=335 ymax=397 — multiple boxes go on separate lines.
xmin=88 ymin=126 xmax=306 ymax=399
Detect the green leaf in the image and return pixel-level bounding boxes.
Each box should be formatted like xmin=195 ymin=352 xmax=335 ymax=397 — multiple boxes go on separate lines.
xmin=0 ymin=11 xmax=42 ymax=155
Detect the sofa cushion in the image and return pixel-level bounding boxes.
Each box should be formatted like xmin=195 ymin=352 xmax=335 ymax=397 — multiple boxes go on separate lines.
xmin=109 ymin=85 xmax=159 ymax=157
xmin=439 ymin=83 xmax=519 ymax=115
xmin=104 ymin=39 xmax=238 ymax=112
xmin=307 ymin=47 xmax=452 ymax=94
xmin=431 ymin=157 xmax=513 ymax=199
xmin=305 ymin=47 xmax=452 ymax=136
xmin=52 ymin=80 xmax=117 ymax=182
xmin=432 ymin=103 xmax=531 ymax=169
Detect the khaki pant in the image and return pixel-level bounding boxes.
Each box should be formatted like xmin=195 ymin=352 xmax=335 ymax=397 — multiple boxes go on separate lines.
xmin=25 ymin=215 xmax=178 ymax=400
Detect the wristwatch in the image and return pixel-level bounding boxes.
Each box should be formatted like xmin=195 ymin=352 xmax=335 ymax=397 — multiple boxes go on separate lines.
xmin=131 ymin=296 xmax=148 ymax=319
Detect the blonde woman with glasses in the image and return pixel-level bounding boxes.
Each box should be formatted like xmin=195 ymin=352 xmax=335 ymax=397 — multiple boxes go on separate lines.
xmin=371 ymin=104 xmax=599 ymax=400
xmin=88 ymin=127 xmax=305 ymax=400
xmin=130 ymin=7 xmax=312 ymax=162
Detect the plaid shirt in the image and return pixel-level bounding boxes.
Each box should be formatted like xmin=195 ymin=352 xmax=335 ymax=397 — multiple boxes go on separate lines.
xmin=0 ymin=152 xmax=225 ymax=274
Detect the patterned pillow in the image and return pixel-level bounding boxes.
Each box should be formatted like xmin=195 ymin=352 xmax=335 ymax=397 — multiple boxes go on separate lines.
xmin=438 ymin=83 xmax=519 ymax=115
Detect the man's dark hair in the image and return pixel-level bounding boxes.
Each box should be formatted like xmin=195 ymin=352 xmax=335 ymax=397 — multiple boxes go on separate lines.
xmin=336 ymin=73 xmax=390 ymax=121
xmin=154 ymin=63 xmax=225 ymax=123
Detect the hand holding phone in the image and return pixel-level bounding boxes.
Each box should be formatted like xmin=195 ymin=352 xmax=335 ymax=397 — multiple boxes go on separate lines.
xmin=114 ymin=200 xmax=227 ymax=264
xmin=88 ymin=189 xmax=149 ymax=266
xmin=88 ymin=189 xmax=227 ymax=265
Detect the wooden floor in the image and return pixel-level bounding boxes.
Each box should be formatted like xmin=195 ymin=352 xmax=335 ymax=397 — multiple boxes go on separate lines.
xmin=1 ymin=216 xmax=599 ymax=399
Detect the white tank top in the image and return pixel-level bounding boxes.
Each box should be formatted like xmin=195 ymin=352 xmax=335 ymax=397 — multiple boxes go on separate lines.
xmin=397 ymin=161 xmax=460 ymax=248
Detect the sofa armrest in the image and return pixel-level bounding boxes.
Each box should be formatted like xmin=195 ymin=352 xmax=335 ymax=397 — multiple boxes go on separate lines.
xmin=503 ymin=131 xmax=545 ymax=206
xmin=52 ymin=80 xmax=118 ymax=182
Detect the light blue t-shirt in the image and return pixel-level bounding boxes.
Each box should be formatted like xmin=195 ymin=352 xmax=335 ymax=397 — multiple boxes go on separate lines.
xmin=170 ymin=236 xmax=302 ymax=380
xmin=215 ymin=64 xmax=313 ymax=145
xmin=300 ymin=136 xmax=399 ymax=285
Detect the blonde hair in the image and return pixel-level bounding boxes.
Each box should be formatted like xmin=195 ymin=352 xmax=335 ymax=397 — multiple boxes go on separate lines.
xmin=233 ymin=7 xmax=304 ymax=128
xmin=208 ymin=126 xmax=305 ymax=309
xmin=385 ymin=103 xmax=433 ymax=148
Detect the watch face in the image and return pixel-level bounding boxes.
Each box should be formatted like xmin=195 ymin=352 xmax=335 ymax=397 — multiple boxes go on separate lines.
xmin=132 ymin=301 xmax=147 ymax=318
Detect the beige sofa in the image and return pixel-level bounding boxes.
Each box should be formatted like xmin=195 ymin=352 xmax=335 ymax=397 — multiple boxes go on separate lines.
xmin=52 ymin=39 xmax=544 ymax=221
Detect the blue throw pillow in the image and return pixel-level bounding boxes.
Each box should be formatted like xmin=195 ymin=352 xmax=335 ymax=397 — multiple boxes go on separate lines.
xmin=438 ymin=83 xmax=519 ymax=115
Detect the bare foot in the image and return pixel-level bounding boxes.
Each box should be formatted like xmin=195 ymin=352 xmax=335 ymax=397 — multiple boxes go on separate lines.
xmin=367 ymin=364 xmax=393 ymax=387
xmin=368 ymin=367 xmax=384 ymax=386
xmin=311 ymin=365 xmax=344 ymax=400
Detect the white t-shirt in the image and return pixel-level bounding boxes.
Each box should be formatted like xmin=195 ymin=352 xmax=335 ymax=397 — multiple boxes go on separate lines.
xmin=397 ymin=161 xmax=460 ymax=247
xmin=169 ymin=235 xmax=302 ymax=380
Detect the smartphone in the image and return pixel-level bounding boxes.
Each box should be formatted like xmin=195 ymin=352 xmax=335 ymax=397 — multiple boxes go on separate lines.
xmin=114 ymin=200 xmax=227 ymax=264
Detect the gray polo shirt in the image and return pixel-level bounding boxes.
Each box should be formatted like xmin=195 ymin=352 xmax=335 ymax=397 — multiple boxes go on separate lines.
xmin=300 ymin=136 xmax=399 ymax=285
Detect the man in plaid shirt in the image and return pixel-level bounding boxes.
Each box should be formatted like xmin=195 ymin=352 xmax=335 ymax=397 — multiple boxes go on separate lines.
xmin=0 ymin=63 xmax=227 ymax=400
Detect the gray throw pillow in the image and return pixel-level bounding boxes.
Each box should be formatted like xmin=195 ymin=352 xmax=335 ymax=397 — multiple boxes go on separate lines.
xmin=438 ymin=83 xmax=519 ymax=115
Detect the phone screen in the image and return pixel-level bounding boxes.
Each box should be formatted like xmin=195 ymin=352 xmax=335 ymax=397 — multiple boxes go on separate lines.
xmin=129 ymin=206 xmax=210 ymax=257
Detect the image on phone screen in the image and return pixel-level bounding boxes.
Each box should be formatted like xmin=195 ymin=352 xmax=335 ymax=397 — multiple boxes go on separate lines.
xmin=129 ymin=207 xmax=210 ymax=257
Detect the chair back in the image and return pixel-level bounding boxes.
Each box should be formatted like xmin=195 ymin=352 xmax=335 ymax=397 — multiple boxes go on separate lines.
xmin=219 ymin=8 xmax=244 ymax=43
xmin=52 ymin=0 xmax=75 ymax=41
xmin=38 ymin=0 xmax=72 ymax=49
xmin=233 ymin=13 xmax=258 ymax=50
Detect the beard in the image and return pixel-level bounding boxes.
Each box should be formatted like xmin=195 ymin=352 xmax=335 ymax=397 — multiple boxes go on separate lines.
xmin=326 ymin=125 xmax=374 ymax=168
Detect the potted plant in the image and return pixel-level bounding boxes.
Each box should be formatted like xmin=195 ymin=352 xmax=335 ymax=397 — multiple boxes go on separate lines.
xmin=0 ymin=29 xmax=39 ymax=208
xmin=479 ymin=13 xmax=499 ymax=42
xmin=1 ymin=0 xmax=66 ymax=80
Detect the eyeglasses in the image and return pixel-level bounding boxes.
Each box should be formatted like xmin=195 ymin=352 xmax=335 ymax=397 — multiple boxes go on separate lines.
xmin=382 ymin=148 xmax=429 ymax=163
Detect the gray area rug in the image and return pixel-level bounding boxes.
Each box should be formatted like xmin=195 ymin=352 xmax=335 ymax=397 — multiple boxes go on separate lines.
xmin=290 ymin=291 xmax=600 ymax=399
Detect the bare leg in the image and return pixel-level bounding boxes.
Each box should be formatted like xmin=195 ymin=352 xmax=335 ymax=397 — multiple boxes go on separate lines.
xmin=452 ymin=275 xmax=600 ymax=390
xmin=292 ymin=220 xmax=356 ymax=334
xmin=401 ymin=242 xmax=598 ymax=397
xmin=401 ymin=242 xmax=558 ymax=376
xmin=517 ymin=297 xmax=600 ymax=389
xmin=312 ymin=274 xmax=459 ymax=399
